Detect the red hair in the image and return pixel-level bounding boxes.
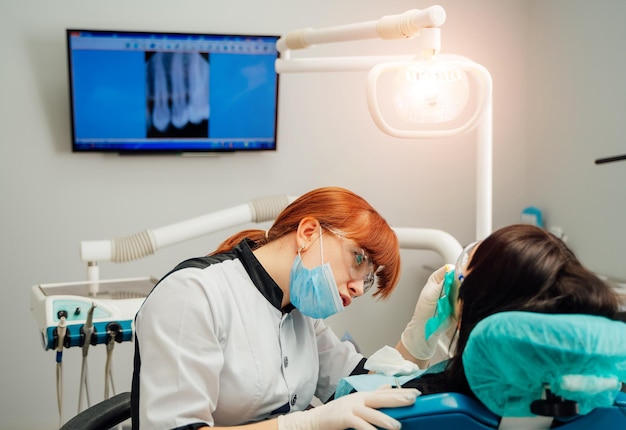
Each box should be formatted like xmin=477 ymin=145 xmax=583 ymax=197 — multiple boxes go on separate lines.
xmin=211 ymin=187 xmax=401 ymax=299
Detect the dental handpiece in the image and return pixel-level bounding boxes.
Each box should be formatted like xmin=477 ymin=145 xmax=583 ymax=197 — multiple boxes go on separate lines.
xmin=82 ymin=303 xmax=96 ymax=355
xmin=78 ymin=303 xmax=97 ymax=412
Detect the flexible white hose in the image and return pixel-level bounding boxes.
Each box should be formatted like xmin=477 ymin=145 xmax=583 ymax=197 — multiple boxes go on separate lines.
xmin=83 ymin=194 xmax=295 ymax=264
xmin=104 ymin=331 xmax=117 ymax=399
xmin=78 ymin=304 xmax=96 ymax=413
xmin=111 ymin=230 xmax=156 ymax=263
xmin=248 ymin=195 xmax=292 ymax=222
xmin=56 ymin=364 xmax=63 ymax=429
xmin=78 ymin=356 xmax=90 ymax=413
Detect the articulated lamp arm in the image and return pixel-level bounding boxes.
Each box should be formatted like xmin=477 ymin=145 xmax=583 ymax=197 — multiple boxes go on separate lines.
xmin=275 ymin=5 xmax=493 ymax=240
xmin=277 ymin=6 xmax=446 ymax=51
xmin=275 ymin=6 xmax=446 ymax=73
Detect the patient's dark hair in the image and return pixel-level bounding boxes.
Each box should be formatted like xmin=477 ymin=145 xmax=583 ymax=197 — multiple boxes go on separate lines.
xmin=445 ymin=224 xmax=620 ymax=395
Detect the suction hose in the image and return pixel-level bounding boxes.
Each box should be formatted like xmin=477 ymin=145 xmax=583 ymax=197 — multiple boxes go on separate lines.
xmin=99 ymin=194 xmax=293 ymax=263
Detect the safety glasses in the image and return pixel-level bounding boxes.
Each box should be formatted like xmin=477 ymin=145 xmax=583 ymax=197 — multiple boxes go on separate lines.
xmin=324 ymin=227 xmax=376 ymax=293
xmin=455 ymin=241 xmax=479 ymax=287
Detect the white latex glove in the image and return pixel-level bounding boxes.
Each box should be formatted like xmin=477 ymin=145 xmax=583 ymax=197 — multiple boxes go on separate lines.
xmin=277 ymin=387 xmax=420 ymax=430
xmin=400 ymin=265 xmax=454 ymax=361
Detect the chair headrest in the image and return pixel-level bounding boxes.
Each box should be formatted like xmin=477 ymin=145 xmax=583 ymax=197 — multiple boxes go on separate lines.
xmin=462 ymin=311 xmax=626 ymax=417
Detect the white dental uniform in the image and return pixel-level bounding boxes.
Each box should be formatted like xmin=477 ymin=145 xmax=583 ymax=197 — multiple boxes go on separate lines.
xmin=132 ymin=239 xmax=365 ymax=429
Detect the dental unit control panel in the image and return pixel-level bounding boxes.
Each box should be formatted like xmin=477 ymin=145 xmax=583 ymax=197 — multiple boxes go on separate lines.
xmin=31 ymin=277 xmax=156 ymax=426
xmin=31 ymin=277 xmax=156 ymax=350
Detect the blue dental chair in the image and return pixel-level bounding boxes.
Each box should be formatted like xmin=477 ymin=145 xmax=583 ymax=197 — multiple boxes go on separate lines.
xmin=379 ymin=311 xmax=626 ymax=430
xmin=61 ymin=312 xmax=626 ymax=429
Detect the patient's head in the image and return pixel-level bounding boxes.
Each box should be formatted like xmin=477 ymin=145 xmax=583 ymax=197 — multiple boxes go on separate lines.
xmin=446 ymin=224 xmax=620 ymax=393
xmin=457 ymin=224 xmax=619 ymax=336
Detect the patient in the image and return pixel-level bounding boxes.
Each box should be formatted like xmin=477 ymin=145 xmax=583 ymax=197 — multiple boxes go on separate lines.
xmin=399 ymin=223 xmax=621 ymax=397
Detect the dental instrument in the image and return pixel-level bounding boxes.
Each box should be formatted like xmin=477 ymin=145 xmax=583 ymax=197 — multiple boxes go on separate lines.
xmin=78 ymin=303 xmax=96 ymax=413
xmin=104 ymin=322 xmax=122 ymax=400
xmin=394 ymin=377 xmax=402 ymax=389
xmin=55 ymin=314 xmax=67 ymax=429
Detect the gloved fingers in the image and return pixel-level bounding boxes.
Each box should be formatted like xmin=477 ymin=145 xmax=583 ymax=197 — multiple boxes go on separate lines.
xmin=420 ymin=265 xmax=455 ymax=304
xmin=348 ymin=405 xmax=401 ymax=430
xmin=362 ymin=387 xmax=420 ymax=409
xmin=375 ymin=383 xmax=393 ymax=390
xmin=429 ymin=265 xmax=450 ymax=284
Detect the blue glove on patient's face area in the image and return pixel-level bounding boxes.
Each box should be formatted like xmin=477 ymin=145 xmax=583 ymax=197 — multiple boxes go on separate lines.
xmin=424 ymin=240 xmax=479 ymax=340
xmin=424 ymin=269 xmax=457 ymax=340
xmin=400 ymin=265 xmax=455 ymax=361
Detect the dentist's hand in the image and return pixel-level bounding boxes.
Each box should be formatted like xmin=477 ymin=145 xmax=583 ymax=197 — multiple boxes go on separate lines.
xmin=399 ymin=265 xmax=453 ymax=362
xmin=277 ymin=387 xmax=420 ymax=430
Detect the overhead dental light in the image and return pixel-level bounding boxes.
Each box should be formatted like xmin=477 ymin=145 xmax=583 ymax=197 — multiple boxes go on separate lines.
xmin=275 ymin=5 xmax=493 ymax=241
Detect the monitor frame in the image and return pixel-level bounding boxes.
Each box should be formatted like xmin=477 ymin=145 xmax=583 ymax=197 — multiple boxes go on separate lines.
xmin=66 ymin=29 xmax=280 ymax=154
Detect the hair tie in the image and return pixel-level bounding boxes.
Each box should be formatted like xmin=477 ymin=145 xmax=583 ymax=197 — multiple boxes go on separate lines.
xmin=265 ymin=229 xmax=270 ymax=239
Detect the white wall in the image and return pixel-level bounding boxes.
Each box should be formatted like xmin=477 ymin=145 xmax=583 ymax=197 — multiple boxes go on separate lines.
xmin=526 ymin=0 xmax=626 ymax=281
xmin=0 ymin=0 xmax=538 ymax=428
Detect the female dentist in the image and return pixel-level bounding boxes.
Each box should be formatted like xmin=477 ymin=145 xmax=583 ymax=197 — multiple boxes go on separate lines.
xmin=132 ymin=187 xmax=421 ymax=430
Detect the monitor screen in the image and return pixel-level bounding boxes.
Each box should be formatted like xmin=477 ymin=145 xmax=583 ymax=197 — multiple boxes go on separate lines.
xmin=66 ymin=29 xmax=279 ymax=153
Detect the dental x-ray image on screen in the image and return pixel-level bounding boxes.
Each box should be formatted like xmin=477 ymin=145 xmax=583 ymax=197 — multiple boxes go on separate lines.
xmin=67 ymin=29 xmax=279 ymax=154
xmin=146 ymin=51 xmax=210 ymax=139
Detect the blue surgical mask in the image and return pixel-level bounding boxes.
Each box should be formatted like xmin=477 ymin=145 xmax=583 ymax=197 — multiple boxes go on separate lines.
xmin=289 ymin=229 xmax=344 ymax=319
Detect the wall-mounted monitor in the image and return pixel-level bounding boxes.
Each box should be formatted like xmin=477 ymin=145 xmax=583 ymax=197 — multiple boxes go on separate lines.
xmin=66 ymin=29 xmax=279 ymax=154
